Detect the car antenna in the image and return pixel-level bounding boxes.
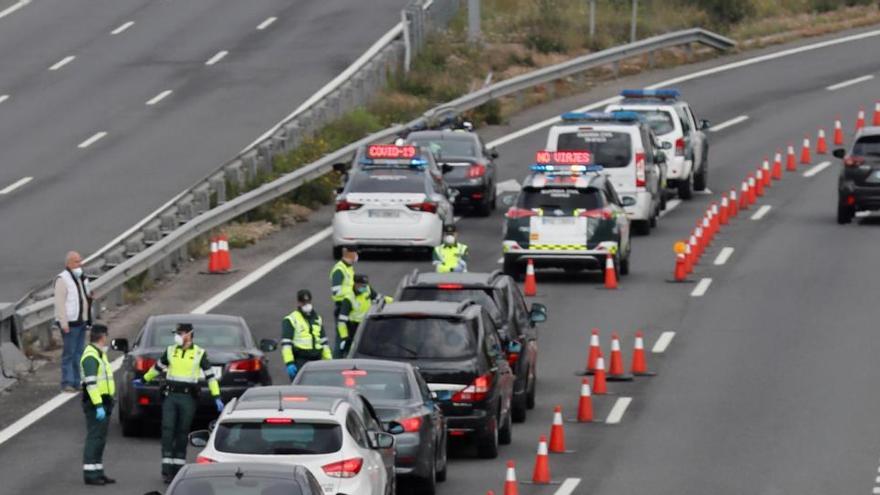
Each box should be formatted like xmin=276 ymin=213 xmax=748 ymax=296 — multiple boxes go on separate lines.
xmin=235 ymin=467 xmax=244 ymax=480
xmin=278 ymin=390 xmax=283 ymax=412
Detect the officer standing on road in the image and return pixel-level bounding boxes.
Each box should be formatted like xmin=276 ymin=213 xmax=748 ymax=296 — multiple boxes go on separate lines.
xmin=137 ymin=323 xmax=223 ymax=483
xmin=330 ymin=246 xmax=357 ymax=315
xmin=55 ymin=250 xmax=93 ymax=392
xmin=281 ymin=290 xmax=332 ymax=381
xmin=79 ymin=323 xmax=115 ymax=486
xmin=337 ymin=274 xmax=393 ymax=356
xmin=433 ymin=225 xmax=469 ymax=273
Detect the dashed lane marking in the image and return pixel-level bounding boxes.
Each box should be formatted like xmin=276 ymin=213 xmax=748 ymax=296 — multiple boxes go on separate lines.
xmin=77 ymin=131 xmax=107 ymax=149
xmin=826 ymin=74 xmax=874 ymax=91
xmin=146 ymin=90 xmax=173 ymax=106
xmin=205 ymin=50 xmax=228 ymax=66
xmin=751 ymin=205 xmax=771 ymax=221
xmin=256 ymin=16 xmax=277 ymax=30
xmin=652 ymin=331 xmax=675 ymax=353
xmin=714 ymin=247 xmax=734 ymax=266
xmin=710 ymin=115 xmax=749 ymax=132
xmin=804 ymin=161 xmax=831 ymax=178
xmin=496 ymin=257 xmax=503 ymax=264
xmin=49 ymin=55 xmax=75 ymax=71
xmin=553 ymin=478 xmax=581 ymax=495
xmin=659 ymin=198 xmax=681 ymax=218
xmin=0 ymin=0 xmax=29 ymax=20
xmin=605 ymin=397 xmax=632 ymax=424
xmin=0 ymin=176 xmax=32 ymax=194
xmin=0 ymin=94 xmax=8 ymax=104
xmin=691 ymin=277 xmax=712 ymax=297
xmin=110 ymin=21 xmax=134 ymax=35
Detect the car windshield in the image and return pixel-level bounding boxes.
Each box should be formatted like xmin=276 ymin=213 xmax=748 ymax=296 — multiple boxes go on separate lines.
xmin=147 ymin=323 xmax=246 ymax=348
xmin=624 ymin=109 xmax=675 ymax=135
xmin=172 ymin=477 xmax=303 ymax=495
xmin=399 ymin=287 xmax=502 ymax=322
xmin=346 ymin=168 xmax=426 ymax=193
xmin=556 ymin=130 xmax=632 ymax=168
xmin=297 ymin=369 xmax=411 ymax=401
xmin=356 ymin=317 xmax=476 ymax=360
xmin=215 ymin=421 xmax=342 ymax=455
xmin=409 ymin=137 xmax=479 ymax=159
xmin=853 ymin=135 xmax=880 ymax=158
xmin=518 ymin=187 xmax=603 ymax=213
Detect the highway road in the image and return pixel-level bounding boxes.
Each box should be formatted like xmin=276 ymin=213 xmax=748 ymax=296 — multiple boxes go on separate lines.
xmin=0 ymin=0 xmax=407 ymax=300
xmin=2 ymin=26 xmax=880 ymax=495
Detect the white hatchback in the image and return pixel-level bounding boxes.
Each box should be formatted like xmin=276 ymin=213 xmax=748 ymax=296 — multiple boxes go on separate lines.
xmin=190 ymin=385 xmax=396 ymax=495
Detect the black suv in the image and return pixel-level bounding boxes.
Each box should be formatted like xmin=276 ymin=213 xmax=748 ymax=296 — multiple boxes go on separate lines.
xmin=834 ymin=128 xmax=880 ymax=223
xmin=348 ymin=300 xmax=515 ymax=459
xmin=393 ymin=270 xmax=547 ymax=422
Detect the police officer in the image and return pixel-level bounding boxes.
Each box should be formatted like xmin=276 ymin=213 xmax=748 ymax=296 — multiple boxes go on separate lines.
xmin=80 ymin=323 xmax=115 ymax=486
xmin=137 ymin=323 xmax=223 ymax=483
xmin=281 ymin=290 xmax=332 ymax=381
xmin=433 ymin=224 xmax=469 ymax=273
xmin=336 ymin=274 xmax=393 ymax=356
xmin=330 ymin=246 xmax=357 ymax=313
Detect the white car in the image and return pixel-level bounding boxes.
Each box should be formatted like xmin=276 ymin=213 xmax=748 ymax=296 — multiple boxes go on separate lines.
xmin=332 ymin=144 xmax=455 ymax=257
xmin=544 ymin=112 xmax=666 ymax=235
xmin=189 ymin=385 xmax=397 ymax=495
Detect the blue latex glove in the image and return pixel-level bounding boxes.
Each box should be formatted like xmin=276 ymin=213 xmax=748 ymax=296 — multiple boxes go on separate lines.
xmin=95 ymin=406 xmax=106 ymax=422
xmin=132 ymin=378 xmax=144 ymax=387
xmin=286 ymin=363 xmax=298 ymax=380
xmin=215 ymin=398 xmax=224 ymax=413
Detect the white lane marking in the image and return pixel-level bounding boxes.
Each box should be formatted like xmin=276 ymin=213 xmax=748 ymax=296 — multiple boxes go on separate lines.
xmin=205 ymin=50 xmax=228 ymax=66
xmin=605 ymin=397 xmax=632 ymax=424
xmin=652 ymin=331 xmax=675 ymax=353
xmin=0 ymin=0 xmax=30 ymax=20
xmin=695 ymin=188 xmax=713 ymax=195
xmin=804 ymin=160 xmax=831 ymax=178
xmin=713 ymin=247 xmax=734 ymax=266
xmin=659 ymin=198 xmax=681 ymax=218
xmin=873 ymin=488 xmax=880 ymax=495
xmin=49 ymin=55 xmax=75 ymax=71
xmin=256 ymin=16 xmax=277 ymax=30
xmin=751 ymin=205 xmax=771 ymax=221
xmin=553 ymin=478 xmax=581 ymax=495
xmin=495 ymin=178 xmax=521 ymax=194
xmin=709 ymin=115 xmax=748 ymax=133
xmin=826 ymin=74 xmax=874 ymax=91
xmin=691 ymin=278 xmax=712 ymax=297
xmin=146 ymin=89 xmax=173 ymax=106
xmin=0 ymin=176 xmax=33 ymax=194
xmin=0 ymin=94 xmax=8 ymax=104
xmin=496 ymin=257 xmax=503 ymax=264
xmin=77 ymin=131 xmax=107 ymax=149
xmin=110 ymin=21 xmax=134 ymax=35
xmin=487 ymin=96 xmax=621 ymax=148
xmin=192 ymin=227 xmax=333 ymax=314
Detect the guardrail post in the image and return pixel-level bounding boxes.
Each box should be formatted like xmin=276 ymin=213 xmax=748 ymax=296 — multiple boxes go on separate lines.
xmin=124 ymin=233 xmax=145 ymax=257
xmin=242 ymin=150 xmax=259 ymax=179
xmin=177 ymin=195 xmax=195 ymax=224
xmin=630 ymin=0 xmax=638 ymax=43
xmin=588 ymin=0 xmax=596 ymax=41
xmin=209 ymin=172 xmax=227 ymax=204
xmin=104 ymin=246 xmax=127 ymax=269
xmin=193 ymin=183 xmax=212 ymax=214
xmin=225 ymin=160 xmax=246 ymax=193
xmin=160 ymin=208 xmax=179 ymax=234
xmin=284 ymin=122 xmax=302 ymax=150
xmin=647 ymin=51 xmax=655 ymax=69
xmin=143 ymin=219 xmax=162 ymax=246
xmin=1 ymin=302 xmax=29 ymax=390
xmin=613 ymin=61 xmax=620 ymax=78
xmin=467 ymin=0 xmax=480 ymax=43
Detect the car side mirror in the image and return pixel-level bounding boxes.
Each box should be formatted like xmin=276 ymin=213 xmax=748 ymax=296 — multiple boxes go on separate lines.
xmin=441 ymin=163 xmax=453 ymax=174
xmin=368 ymin=431 xmax=396 ymax=449
xmin=654 ymin=151 xmax=667 ymax=164
xmin=661 ymin=141 xmax=673 ymax=150
xmin=259 ymin=338 xmax=278 ymax=353
xmin=529 ymin=303 xmax=548 ymax=324
xmin=489 ymin=148 xmax=500 ymax=159
xmin=386 ymin=422 xmax=405 ymax=435
xmin=620 ymin=196 xmax=637 ymax=207
xmin=111 ymin=338 xmax=129 ymax=354
xmin=189 ymin=430 xmax=210 ymax=448
xmin=700 ymin=119 xmax=710 ymax=131
xmin=208 ymin=419 xmax=218 ymax=432
xmin=332 ymin=162 xmax=349 ymax=174
xmin=833 ymin=148 xmax=846 ymax=159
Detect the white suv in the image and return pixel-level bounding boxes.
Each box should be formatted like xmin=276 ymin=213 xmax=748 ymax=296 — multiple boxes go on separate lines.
xmin=545 ymin=112 xmax=666 ymax=235
xmin=606 ymin=89 xmax=709 ymax=200
xmin=189 ymin=385 xmax=396 ymax=495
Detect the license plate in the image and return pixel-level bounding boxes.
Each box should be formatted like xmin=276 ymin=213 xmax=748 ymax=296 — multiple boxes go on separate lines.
xmin=369 ymin=209 xmax=400 ymax=218
xmin=542 ymin=217 xmax=575 ymax=225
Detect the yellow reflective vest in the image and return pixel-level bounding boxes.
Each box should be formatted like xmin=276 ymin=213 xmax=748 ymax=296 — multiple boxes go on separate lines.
xmin=281 ymin=309 xmax=332 ymax=363
xmin=80 ymin=344 xmax=115 ymax=406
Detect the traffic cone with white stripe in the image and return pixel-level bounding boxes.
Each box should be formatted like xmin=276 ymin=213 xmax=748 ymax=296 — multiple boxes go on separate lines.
xmin=548 ymin=406 xmax=566 ymax=453
xmin=503 ymin=461 xmax=518 ymax=495
xmin=631 ymin=331 xmax=655 ymax=376
xmin=720 ymin=196 xmax=729 ymax=225
xmin=607 ymin=332 xmax=633 ymax=381
xmin=873 ymin=101 xmax=880 ymax=126
xmin=217 ymin=234 xmax=232 ymax=271
xmin=755 ymin=170 xmax=765 ymax=197
xmin=729 ymin=189 xmax=738 ymax=217
xmin=593 ymin=353 xmax=608 ymax=395
xmin=603 ymin=252 xmax=618 ymax=290
xmin=772 ymin=151 xmax=783 ymax=180
xmin=208 ymin=236 xmax=221 ymax=273
xmin=686 ymin=234 xmax=697 ymax=270
xmin=702 ymin=216 xmax=712 ymax=246
xmin=834 ymin=117 xmax=844 ymax=145
xmin=684 ymin=241 xmax=694 ymax=274
xmin=531 ymin=436 xmax=551 ymax=484
xmin=710 ymin=204 xmax=720 ymax=234
xmin=585 ymin=328 xmax=601 ymax=375
xmin=576 ymin=379 xmax=594 ymax=423
xmin=762 ymin=158 xmax=772 ymax=187
xmin=523 ymin=259 xmax=537 ymax=297
xmin=856 ymin=108 xmax=865 ymax=130
xmin=786 ymin=144 xmax=797 ymax=172
xmin=817 ymin=128 xmax=828 ymax=154
xmin=800 ymin=136 xmax=812 ymax=165
xmin=747 ymin=176 xmax=757 ymax=204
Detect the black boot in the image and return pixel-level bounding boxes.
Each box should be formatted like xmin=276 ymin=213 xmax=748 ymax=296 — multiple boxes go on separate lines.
xmin=101 ymin=476 xmax=116 ymax=484
xmin=84 ymin=478 xmax=105 ymax=486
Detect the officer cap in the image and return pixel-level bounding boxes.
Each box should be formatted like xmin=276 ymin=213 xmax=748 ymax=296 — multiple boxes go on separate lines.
xmin=443 ymin=224 xmax=457 ymax=234
xmin=90 ymin=323 xmax=109 ymax=336
xmin=175 ymin=323 xmax=194 ymax=333
xmin=354 ymin=274 xmax=369 ymax=284
xmin=342 ymin=245 xmax=359 ymax=254
xmin=297 ymin=289 xmax=312 ymax=303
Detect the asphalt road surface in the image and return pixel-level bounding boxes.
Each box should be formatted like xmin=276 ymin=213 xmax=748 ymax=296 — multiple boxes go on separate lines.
xmin=0 ymin=0 xmax=407 ymax=300
xmin=2 ymin=26 xmax=880 ymax=495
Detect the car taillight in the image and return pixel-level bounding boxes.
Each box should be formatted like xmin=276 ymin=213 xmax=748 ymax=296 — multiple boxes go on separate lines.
xmin=228 ymin=358 xmax=262 ymax=372
xmin=336 ymin=200 xmax=362 ymax=211
xmin=452 ymin=373 xmax=492 ymax=403
xmin=323 ymin=457 xmax=364 ymax=478
xmin=505 ymin=207 xmax=537 ymax=219
xmin=399 ymin=416 xmax=422 ymax=432
xmin=437 ymin=284 xmax=463 ymax=290
xmin=196 ymin=456 xmax=216 ymax=464
xmin=467 ymin=163 xmax=487 ymax=178
xmin=578 ymin=208 xmax=614 ymax=220
xmin=507 ymin=352 xmax=520 ymax=367
xmin=406 ymin=202 xmax=438 ymax=213
xmin=675 ymin=137 xmax=685 ymax=157
xmin=134 ymin=357 xmax=156 ymax=373
xmin=844 ymin=156 xmax=865 ymax=167
xmin=635 ymin=151 xmax=646 ymax=188
xmin=264 ymin=418 xmax=294 ymax=424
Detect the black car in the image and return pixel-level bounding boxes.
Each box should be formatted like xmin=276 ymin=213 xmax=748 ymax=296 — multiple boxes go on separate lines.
xmin=407 ymin=130 xmax=499 ymax=216
xmin=835 ymin=127 xmax=880 ymax=223
xmin=143 ymin=463 xmax=323 ymax=495
xmin=394 ymin=270 xmax=548 ymax=422
xmin=349 ymin=300 xmax=515 ymax=459
xmin=294 ymin=359 xmax=448 ymax=494
xmin=113 ymin=313 xmax=276 ymax=436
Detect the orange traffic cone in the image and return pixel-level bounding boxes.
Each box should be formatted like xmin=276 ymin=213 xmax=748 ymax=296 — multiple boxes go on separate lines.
xmin=772 ymin=151 xmax=783 ymax=180
xmin=762 ymin=159 xmax=772 ymax=187
xmin=631 ymin=331 xmax=655 ymax=376
xmin=576 ymin=379 xmax=594 ymax=423
xmin=739 ymin=181 xmax=748 ymax=210
xmin=523 ymin=259 xmax=537 ymax=296
xmin=208 ymin=236 xmax=220 ymax=273
xmin=585 ymin=328 xmax=601 ymax=375
xmin=729 ymin=189 xmax=738 ymax=217
xmin=748 ymin=176 xmax=757 ymax=204
xmin=856 ymin=108 xmax=865 ymax=130
xmin=503 ymin=461 xmax=518 ymax=495
xmin=800 ymin=137 xmax=811 ymax=165
xmin=684 ymin=242 xmax=694 ymax=274
xmin=593 ymin=354 xmax=608 ymax=395
xmin=834 ymin=117 xmax=844 ymax=145
xmin=217 ymin=234 xmax=231 ymax=271
xmin=873 ymin=101 xmax=880 ymax=126
xmin=720 ymin=197 xmax=729 ymax=225
xmin=786 ymin=144 xmax=797 ymax=171
xmin=817 ymin=129 xmax=828 ymax=154
xmin=608 ymin=332 xmax=633 ymax=381
xmin=548 ymin=406 xmax=566 ymax=453
xmin=755 ymin=170 xmax=765 ymax=197
xmin=603 ymin=252 xmax=618 ymax=290
xmin=531 ymin=436 xmax=551 ymax=484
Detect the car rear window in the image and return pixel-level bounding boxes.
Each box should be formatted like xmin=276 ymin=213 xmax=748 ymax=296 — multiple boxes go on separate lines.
xmin=518 ymin=188 xmax=603 ymax=212
xmin=296 ymin=369 xmax=412 ymax=401
xmin=626 ymin=110 xmax=675 ymax=135
xmin=148 ymin=323 xmax=246 ymax=348
xmin=356 ymin=317 xmax=476 ymax=360
xmin=215 ymin=421 xmax=342 ymax=455
xmin=853 ymin=135 xmax=880 ymax=158
xmin=410 ymin=137 xmax=479 ymax=159
xmin=556 ymin=130 xmax=632 ymax=168
xmin=347 ymin=168 xmax=426 ymax=194
xmin=173 ymin=477 xmax=303 ymax=495
xmin=399 ymin=287 xmax=502 ymax=322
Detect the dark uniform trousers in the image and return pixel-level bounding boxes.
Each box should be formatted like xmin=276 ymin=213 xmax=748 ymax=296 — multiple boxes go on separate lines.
xmin=82 ymin=396 xmax=113 ymax=481
xmin=161 ymin=390 xmax=197 ymax=477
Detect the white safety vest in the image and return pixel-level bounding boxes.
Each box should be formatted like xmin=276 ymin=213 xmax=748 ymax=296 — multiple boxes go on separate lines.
xmin=57 ymin=270 xmax=90 ymax=323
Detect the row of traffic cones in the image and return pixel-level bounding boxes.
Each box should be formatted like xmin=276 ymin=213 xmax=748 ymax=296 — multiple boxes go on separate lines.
xmin=522 ymin=250 xmax=619 ymax=296
xmin=207 ymin=234 xmax=232 ymax=273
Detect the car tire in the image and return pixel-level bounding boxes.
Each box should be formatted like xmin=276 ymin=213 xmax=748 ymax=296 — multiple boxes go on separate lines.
xmin=498 ymin=406 xmax=512 ymax=445
xmin=120 ymin=411 xmax=143 ymax=438
xmin=526 ymin=369 xmax=537 ymax=409
xmin=476 ymin=196 xmax=493 ymax=217
xmin=332 ymin=246 xmax=342 ymax=259
xmin=477 ymin=416 xmax=499 ymax=459
xmin=837 ymin=201 xmax=855 ymax=224
xmin=502 ymin=256 xmax=520 ymax=280
xmin=511 ymin=390 xmax=527 ymax=423
xmin=678 ymin=173 xmax=694 ymax=200
xmin=436 ymin=432 xmax=448 ymax=482
xmin=620 ymin=251 xmax=630 ymax=276
xmin=417 ymin=455 xmax=437 ymax=495
xmin=633 ymin=220 xmax=651 ymax=236
xmin=694 ymin=162 xmax=708 ymax=192
xmin=649 ymin=208 xmax=658 ymax=228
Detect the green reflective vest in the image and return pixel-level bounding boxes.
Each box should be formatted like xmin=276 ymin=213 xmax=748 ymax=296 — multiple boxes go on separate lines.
xmin=80 ymin=344 xmax=115 ymax=406
xmin=434 ymin=243 xmax=468 ymax=273
xmin=282 ymin=310 xmax=332 ymax=363
xmin=330 ymin=260 xmax=355 ymax=303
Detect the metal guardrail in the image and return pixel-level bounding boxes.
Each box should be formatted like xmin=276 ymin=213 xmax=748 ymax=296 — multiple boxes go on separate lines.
xmin=14 ymin=27 xmax=734 ymax=350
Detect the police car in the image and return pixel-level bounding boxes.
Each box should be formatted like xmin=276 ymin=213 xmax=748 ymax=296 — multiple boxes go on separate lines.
xmin=332 ymin=144 xmax=455 ymax=258
xmin=544 ymin=111 xmax=666 ymax=235
xmin=501 ymin=152 xmax=633 ymax=277
xmin=606 ymin=89 xmax=710 ymax=200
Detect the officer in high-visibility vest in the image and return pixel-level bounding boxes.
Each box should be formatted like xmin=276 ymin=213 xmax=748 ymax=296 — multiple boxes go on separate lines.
xmin=330 ymin=246 xmax=357 ymax=309
xmin=80 ymin=323 xmax=115 ymax=486
xmin=336 ymin=274 xmax=393 ymax=356
xmin=433 ymin=224 xmax=469 ymax=273
xmin=137 ymin=323 xmax=223 ymax=483
xmin=281 ymin=290 xmax=332 ymax=381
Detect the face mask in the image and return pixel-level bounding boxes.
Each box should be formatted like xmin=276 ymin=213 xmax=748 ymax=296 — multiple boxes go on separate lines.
xmin=350 ymin=254 xmax=358 ymax=264
xmin=301 ymin=304 xmax=313 ymax=313
xmin=100 ymin=345 xmax=109 ymax=354
xmin=356 ymin=286 xmax=368 ymax=295
xmin=444 ymin=235 xmax=455 ymax=245
xmin=174 ymin=334 xmax=185 ymax=346
xmin=72 ymin=267 xmax=83 ymax=277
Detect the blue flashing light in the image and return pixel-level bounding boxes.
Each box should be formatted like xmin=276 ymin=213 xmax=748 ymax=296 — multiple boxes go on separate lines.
xmin=560 ymin=111 xmax=641 ymax=124
xmin=608 ymin=110 xmax=642 ymax=123
xmin=620 ymin=88 xmax=680 ymax=100
xmin=359 ymin=157 xmax=427 ymax=168
xmin=530 ymin=164 xmax=603 ymax=174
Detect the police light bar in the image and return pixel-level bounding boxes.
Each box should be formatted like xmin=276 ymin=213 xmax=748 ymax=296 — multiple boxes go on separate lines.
xmin=530 ymin=164 xmax=603 ymax=174
xmin=535 ymin=150 xmax=592 ymax=165
xmin=560 ymin=111 xmax=641 ymax=124
xmin=366 ymin=144 xmax=418 ymax=160
xmin=620 ymin=88 xmax=680 ymax=100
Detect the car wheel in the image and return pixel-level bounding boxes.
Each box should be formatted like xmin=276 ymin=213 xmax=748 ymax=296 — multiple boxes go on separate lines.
xmin=417 ymin=455 xmax=437 ymax=495
xmin=476 ymin=196 xmax=493 ymax=217
xmin=120 ymin=410 xmax=143 ymax=438
xmin=678 ymin=173 xmax=694 ymax=200
xmin=332 ymin=245 xmax=342 ymax=259
xmin=526 ymin=369 xmax=537 ymax=409
xmin=837 ymin=201 xmax=855 ymax=224
xmin=660 ymin=190 xmax=668 ymax=210
xmin=620 ymin=251 xmax=630 ymax=276
xmin=436 ymin=431 xmax=448 ymax=482
xmin=649 ymin=208 xmax=658 ymax=228
xmin=694 ymin=162 xmax=708 ymax=192
xmin=477 ymin=416 xmax=499 ymax=458
xmin=498 ymin=406 xmax=512 ymax=445
xmin=502 ymin=256 xmax=520 ymax=280
xmin=633 ymin=220 xmax=651 ymax=236
xmin=511 ymin=389 xmax=528 ymax=423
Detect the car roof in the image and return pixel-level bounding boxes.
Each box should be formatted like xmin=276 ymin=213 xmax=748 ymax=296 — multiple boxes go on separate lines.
xmin=176 ymin=462 xmax=311 ymax=480
xmin=299 ymin=358 xmax=416 ymax=373
xmin=523 ymin=172 xmax=607 ymax=189
xmin=374 ymin=300 xmax=479 ymax=318
xmin=233 ymin=385 xmax=360 ymax=414
xmin=407 ymin=130 xmax=477 ymax=141
xmin=403 ymin=270 xmax=504 ymax=288
xmin=855 ymin=127 xmax=880 ymax=139
xmin=148 ymin=313 xmax=243 ymax=325
xmin=617 ymin=97 xmax=685 ymax=107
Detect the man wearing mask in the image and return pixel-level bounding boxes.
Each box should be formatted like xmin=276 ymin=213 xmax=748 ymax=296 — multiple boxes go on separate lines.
xmin=433 ymin=225 xmax=469 ymax=273
xmin=79 ymin=323 xmax=115 ymax=486
xmin=54 ymin=251 xmax=93 ymax=392
xmin=336 ymin=274 xmax=393 ymax=355
xmin=281 ymin=290 xmax=332 ymax=381
xmin=137 ymin=323 xmax=223 ymax=483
